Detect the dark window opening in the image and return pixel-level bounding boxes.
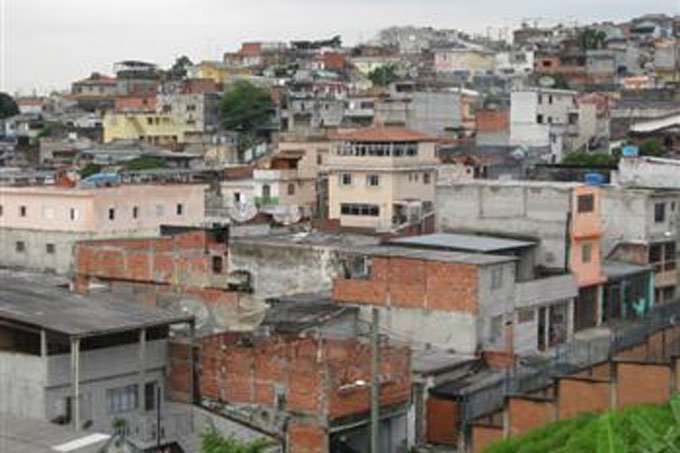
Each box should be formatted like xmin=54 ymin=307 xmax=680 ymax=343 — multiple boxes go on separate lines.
xmin=577 ymin=194 xmax=594 ymax=213
xmin=212 ymin=256 xmax=223 ymax=274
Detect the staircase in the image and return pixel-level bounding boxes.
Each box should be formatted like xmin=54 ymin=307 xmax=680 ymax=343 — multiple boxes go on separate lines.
xmin=468 ymin=308 xmax=680 ymax=452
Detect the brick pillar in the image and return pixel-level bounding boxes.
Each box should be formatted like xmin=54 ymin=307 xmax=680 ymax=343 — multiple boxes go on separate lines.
xmin=73 ymin=274 xmax=89 ymax=295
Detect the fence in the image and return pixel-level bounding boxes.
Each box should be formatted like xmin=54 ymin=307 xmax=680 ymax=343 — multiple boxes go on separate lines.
xmin=460 ymin=300 xmax=680 ymax=426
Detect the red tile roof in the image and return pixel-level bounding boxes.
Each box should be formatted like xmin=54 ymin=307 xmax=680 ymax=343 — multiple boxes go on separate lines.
xmin=329 ymin=124 xmax=435 ymax=143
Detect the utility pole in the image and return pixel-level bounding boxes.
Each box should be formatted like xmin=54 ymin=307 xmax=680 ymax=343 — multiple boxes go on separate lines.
xmin=370 ymin=307 xmax=380 ymax=453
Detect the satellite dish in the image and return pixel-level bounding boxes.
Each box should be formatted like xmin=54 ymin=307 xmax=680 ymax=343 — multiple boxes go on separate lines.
xmin=228 ymin=201 xmax=258 ymax=223
xmin=178 ymin=298 xmax=210 ymax=330
xmin=272 ymin=205 xmax=302 ymax=225
xmin=538 ymin=75 xmax=556 ymax=88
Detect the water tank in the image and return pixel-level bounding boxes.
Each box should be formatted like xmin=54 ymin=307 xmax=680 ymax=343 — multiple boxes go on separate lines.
xmin=585 ymin=173 xmax=605 ymax=186
xmin=622 ymin=145 xmax=640 ymax=157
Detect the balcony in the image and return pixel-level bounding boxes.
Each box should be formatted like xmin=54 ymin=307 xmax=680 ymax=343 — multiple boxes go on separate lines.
xmin=514 ymin=274 xmax=579 ymax=308
xmin=253 ymin=169 xmax=298 ymax=181
xmin=255 ymin=196 xmax=279 ymax=208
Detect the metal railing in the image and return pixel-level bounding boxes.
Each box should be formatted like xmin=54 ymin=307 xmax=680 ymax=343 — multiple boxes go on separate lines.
xmin=461 ymin=300 xmax=680 ymax=426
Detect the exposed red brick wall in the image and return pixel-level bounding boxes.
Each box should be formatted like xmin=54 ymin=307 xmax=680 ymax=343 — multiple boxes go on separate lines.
xmin=333 ymin=257 xmax=479 ymax=313
xmin=288 ymin=419 xmax=327 ymax=453
xmin=114 ymin=95 xmax=157 ymax=113
xmin=558 ymin=377 xmax=611 ymax=419
xmin=198 ymin=334 xmax=411 ymax=421
xmin=75 ymin=231 xmax=228 ymax=289
xmin=323 ymin=52 xmax=345 ymax=71
xmin=183 ymin=78 xmax=219 ymax=94
xmin=476 ymin=109 xmax=509 ymax=132
xmin=508 ymin=397 xmax=556 ymax=437
xmin=167 ymin=341 xmax=193 ymax=403
xmin=426 ymin=397 xmax=459 ymax=446
xmin=616 ymin=362 xmax=671 ymax=409
xmin=482 ymin=351 xmax=516 ymax=369
xmin=472 ymin=424 xmax=503 ymax=452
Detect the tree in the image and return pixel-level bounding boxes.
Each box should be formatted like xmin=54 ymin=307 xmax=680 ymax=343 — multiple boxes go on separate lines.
xmin=167 ymin=55 xmax=193 ymax=80
xmin=580 ymin=29 xmax=607 ymax=50
xmin=80 ymin=163 xmax=102 ymax=179
xmin=122 ymin=156 xmax=168 ymax=171
xmin=639 ymin=139 xmax=668 ymax=158
xmin=219 ymin=80 xmax=274 ymax=149
xmin=201 ymin=424 xmax=271 ymax=453
xmin=368 ymin=64 xmax=398 ymax=87
xmin=0 ymin=92 xmax=19 ymax=119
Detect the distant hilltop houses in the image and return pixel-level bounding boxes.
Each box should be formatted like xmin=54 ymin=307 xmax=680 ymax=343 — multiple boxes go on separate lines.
xmin=3 ymin=13 xmax=680 ymax=453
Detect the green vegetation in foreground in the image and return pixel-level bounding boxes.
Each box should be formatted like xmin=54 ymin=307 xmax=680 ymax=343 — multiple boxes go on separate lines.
xmin=482 ymin=394 xmax=680 ymax=453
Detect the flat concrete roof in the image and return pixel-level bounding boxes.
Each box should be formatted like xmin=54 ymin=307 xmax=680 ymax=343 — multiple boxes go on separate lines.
xmin=0 ymin=270 xmax=193 ymax=337
xmin=390 ymin=233 xmax=537 ymax=253
xmin=0 ymin=412 xmax=109 ymax=453
xmin=344 ymin=245 xmax=516 ymax=266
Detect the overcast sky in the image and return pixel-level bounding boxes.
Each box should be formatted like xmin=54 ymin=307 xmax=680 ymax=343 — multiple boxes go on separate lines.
xmin=1 ymin=0 xmax=678 ymax=94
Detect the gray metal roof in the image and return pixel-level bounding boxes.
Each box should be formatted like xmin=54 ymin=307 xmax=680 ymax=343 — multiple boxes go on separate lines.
xmin=0 ymin=270 xmax=193 ymax=337
xmin=390 ymin=233 xmax=537 ymax=253
xmin=602 ymin=260 xmax=653 ymax=279
xmin=0 ymin=412 xmax=109 ymax=453
xmin=344 ymin=245 xmax=516 ymax=265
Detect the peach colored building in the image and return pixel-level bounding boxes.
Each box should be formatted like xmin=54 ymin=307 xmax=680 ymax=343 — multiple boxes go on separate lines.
xmin=0 ymin=183 xmax=207 ymax=274
xmin=327 ymin=124 xmax=438 ymax=231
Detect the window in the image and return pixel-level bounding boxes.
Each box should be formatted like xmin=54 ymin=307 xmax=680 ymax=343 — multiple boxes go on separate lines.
xmin=577 ymin=194 xmax=594 ymax=213
xmin=106 ymin=384 xmax=138 ymax=414
xmin=15 ymin=241 xmax=25 ymax=253
xmin=146 ymin=117 xmax=153 ymax=125
xmin=536 ymin=114 xmax=544 ymax=124
xmin=317 ymin=154 xmax=323 ymax=165
xmin=155 ymin=204 xmax=165 ymax=217
xmin=287 ymin=183 xmax=295 ymax=195
xmin=423 ymin=173 xmax=431 ymax=184
xmin=212 ymin=256 xmax=223 ymax=274
xmin=176 ymin=203 xmax=184 ymax=216
xmin=0 ymin=205 xmax=2 ymax=216
xmin=491 ymin=267 xmax=503 ymax=290
xmin=538 ymin=94 xmax=543 ymax=104
xmin=144 ymin=382 xmax=157 ymax=411
xmin=108 ymin=208 xmax=115 ymax=221
xmin=655 ymin=202 xmax=666 ymax=223
xmin=548 ymin=95 xmax=554 ymax=105
xmin=489 ymin=315 xmax=503 ymax=342
xmin=518 ymin=310 xmax=535 ymax=324
xmin=340 ymin=173 xmax=352 ymax=186
xmin=132 ymin=206 xmax=139 ymax=219
xmin=582 ymin=243 xmax=592 ymax=263
xmin=69 ymin=208 xmax=78 ymax=221
xmin=367 ymin=174 xmax=380 ymax=187
xmin=234 ymin=192 xmax=241 ymax=203
xmin=548 ymin=116 xmax=553 ymax=124
xmin=340 ymin=203 xmax=380 ymax=217
xmin=19 ymin=206 xmax=27 ymax=217
xmin=46 ymin=243 xmax=55 ymax=254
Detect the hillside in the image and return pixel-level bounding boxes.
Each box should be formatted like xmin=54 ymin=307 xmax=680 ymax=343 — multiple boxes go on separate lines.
xmin=482 ymin=395 xmax=680 ymax=453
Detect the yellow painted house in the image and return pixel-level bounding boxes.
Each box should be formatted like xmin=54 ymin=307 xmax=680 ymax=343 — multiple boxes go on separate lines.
xmin=189 ymin=61 xmax=252 ymax=84
xmin=103 ymin=113 xmax=186 ymax=147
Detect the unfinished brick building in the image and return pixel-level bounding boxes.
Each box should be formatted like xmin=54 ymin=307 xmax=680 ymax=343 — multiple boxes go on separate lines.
xmin=169 ymin=333 xmax=412 ymax=453
xmin=73 ymin=228 xmax=413 ymax=452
